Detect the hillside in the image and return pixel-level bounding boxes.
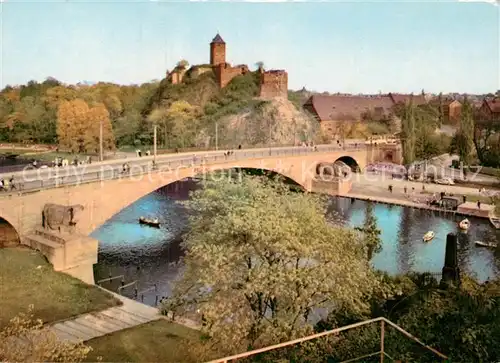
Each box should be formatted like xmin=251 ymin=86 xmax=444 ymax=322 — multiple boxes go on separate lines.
xmin=0 ymin=70 xmax=318 ymax=150
xmin=142 ymin=69 xmax=319 ymax=147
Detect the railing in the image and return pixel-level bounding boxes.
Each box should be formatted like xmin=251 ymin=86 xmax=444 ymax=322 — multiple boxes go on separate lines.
xmin=0 ymin=144 xmax=370 ymax=196
xmin=206 ymin=317 xmax=447 ymax=363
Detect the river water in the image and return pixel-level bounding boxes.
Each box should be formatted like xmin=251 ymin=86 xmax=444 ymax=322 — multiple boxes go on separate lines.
xmin=91 ymin=180 xmax=500 ymax=306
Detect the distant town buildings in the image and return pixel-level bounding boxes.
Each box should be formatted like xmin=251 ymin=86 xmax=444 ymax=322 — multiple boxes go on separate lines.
xmin=166 ymin=33 xmax=288 ymax=99
xmin=429 ymin=98 xmax=462 ymax=124
xmin=304 ymin=93 xmax=429 ymax=138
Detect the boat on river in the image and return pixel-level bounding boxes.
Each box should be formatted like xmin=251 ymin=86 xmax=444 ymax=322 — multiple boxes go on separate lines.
xmin=475 ymin=241 xmax=498 ymax=248
xmin=490 ymin=217 xmax=500 ymax=229
xmin=423 ymin=231 xmax=435 ymax=242
xmin=139 ymin=217 xmax=160 ymax=228
xmin=458 ymin=219 xmax=470 ymax=231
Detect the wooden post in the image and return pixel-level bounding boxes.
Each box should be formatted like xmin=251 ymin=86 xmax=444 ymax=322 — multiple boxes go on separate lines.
xmin=380 ymin=320 xmax=385 ymax=362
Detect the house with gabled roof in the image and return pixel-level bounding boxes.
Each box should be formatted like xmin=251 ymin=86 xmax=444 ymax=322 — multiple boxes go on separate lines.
xmin=304 ymin=93 xmax=427 ymax=138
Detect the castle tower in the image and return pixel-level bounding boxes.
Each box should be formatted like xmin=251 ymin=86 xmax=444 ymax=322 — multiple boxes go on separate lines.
xmin=210 ymin=33 xmax=226 ymax=66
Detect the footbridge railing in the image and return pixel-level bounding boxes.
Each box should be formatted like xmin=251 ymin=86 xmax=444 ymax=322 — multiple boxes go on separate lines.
xmin=206 ymin=317 xmax=447 ymax=363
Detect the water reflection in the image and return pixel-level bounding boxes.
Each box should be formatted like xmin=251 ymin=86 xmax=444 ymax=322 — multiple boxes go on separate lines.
xmin=92 ymin=180 xmax=500 ymax=306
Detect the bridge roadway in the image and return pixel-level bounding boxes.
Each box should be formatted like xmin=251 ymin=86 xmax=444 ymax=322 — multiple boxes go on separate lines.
xmin=0 ymin=144 xmax=363 ymax=193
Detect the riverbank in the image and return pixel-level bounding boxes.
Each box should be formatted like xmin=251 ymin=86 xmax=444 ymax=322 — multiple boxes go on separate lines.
xmin=346 ymin=178 xmax=499 ymax=220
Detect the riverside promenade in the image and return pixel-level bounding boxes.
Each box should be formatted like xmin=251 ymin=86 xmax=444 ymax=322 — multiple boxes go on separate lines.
xmin=344 ymin=174 xmax=499 ymax=220
xmin=49 ymin=290 xmax=199 ymax=343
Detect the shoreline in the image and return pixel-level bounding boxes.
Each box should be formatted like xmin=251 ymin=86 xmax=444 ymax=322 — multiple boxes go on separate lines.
xmin=338 ymin=192 xmax=498 ymax=221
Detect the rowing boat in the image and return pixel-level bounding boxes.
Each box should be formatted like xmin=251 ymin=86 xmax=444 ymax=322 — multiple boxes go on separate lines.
xmin=423 ymin=231 xmax=435 ymax=242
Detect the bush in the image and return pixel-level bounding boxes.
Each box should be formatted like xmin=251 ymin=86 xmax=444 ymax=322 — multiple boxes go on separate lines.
xmin=0 ymin=305 xmax=93 ymax=362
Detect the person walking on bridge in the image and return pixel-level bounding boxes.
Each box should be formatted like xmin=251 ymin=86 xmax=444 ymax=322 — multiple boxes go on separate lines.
xmin=8 ymin=176 xmax=15 ymax=190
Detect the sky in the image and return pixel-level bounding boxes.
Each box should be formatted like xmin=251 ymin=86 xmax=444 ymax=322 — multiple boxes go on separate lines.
xmin=0 ymin=0 xmax=498 ymax=94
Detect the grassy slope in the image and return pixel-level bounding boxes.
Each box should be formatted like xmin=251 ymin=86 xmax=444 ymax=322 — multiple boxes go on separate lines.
xmin=0 ymin=247 xmax=120 ymax=328
xmin=86 ymin=320 xmax=211 ymax=362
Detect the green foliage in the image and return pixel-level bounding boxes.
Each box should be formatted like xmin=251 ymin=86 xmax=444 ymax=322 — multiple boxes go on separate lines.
xmin=366 ymin=121 xmax=390 ymax=136
xmin=162 ymin=175 xmax=382 ymax=356
xmin=0 ymin=79 xmax=159 ymax=147
xmin=307 ymin=273 xmax=500 ymax=362
xmin=456 ymin=97 xmax=475 ymax=164
xmin=0 ymin=305 xmax=93 ymax=362
xmin=355 ymin=201 xmax=382 ymax=260
xmin=397 ymin=100 xmax=443 ymax=164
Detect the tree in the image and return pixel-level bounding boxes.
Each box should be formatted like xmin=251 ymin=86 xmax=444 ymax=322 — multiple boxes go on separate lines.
xmin=355 ymin=201 xmax=382 ymax=260
xmin=162 ymin=175 xmax=382 ymax=356
xmin=84 ymin=103 xmax=115 ymax=153
xmin=0 ymin=305 xmax=92 ymax=362
xmin=255 ymin=61 xmax=265 ymax=71
xmin=437 ymin=92 xmax=444 ymax=127
xmin=473 ymin=107 xmax=500 ymax=167
xmin=177 ymin=59 xmax=189 ymax=69
xmin=456 ymin=96 xmax=475 ymax=164
xmin=399 ymin=99 xmax=416 ymax=164
xmin=148 ymin=101 xmax=197 ymax=148
xmin=57 ymin=99 xmax=114 ymax=153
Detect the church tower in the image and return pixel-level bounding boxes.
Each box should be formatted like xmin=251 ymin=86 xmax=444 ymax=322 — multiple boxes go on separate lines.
xmin=210 ymin=33 xmax=226 ymax=66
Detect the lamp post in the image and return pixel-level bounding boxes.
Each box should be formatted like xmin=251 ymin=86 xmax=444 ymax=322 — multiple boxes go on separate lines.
xmin=153 ymin=124 xmax=157 ymax=164
xmin=269 ymin=119 xmax=272 ymax=156
xmin=99 ymin=119 xmax=103 ymax=162
xmin=215 ymin=122 xmax=218 ymax=151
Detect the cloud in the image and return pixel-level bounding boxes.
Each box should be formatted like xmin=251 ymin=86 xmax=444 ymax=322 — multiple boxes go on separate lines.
xmin=458 ymin=0 xmax=499 ymax=6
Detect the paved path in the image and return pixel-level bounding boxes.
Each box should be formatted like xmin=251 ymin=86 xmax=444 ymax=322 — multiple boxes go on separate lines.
xmin=48 ymin=291 xmax=200 ymax=343
xmin=353 ymin=172 xmax=499 ymax=197
xmin=346 ymin=178 xmax=498 ymax=219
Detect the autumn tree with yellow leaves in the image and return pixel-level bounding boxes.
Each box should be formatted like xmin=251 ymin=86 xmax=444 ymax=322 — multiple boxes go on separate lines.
xmin=148 ymin=100 xmax=198 ymax=149
xmin=57 ymin=99 xmax=115 ymax=153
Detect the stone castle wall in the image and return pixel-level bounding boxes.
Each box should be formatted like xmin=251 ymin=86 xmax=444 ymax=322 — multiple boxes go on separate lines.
xmin=215 ymin=63 xmax=249 ymax=88
xmin=259 ymin=70 xmax=288 ymax=99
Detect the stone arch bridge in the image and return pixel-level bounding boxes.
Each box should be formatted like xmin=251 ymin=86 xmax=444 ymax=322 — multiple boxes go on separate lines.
xmin=0 ymin=144 xmax=401 ymax=283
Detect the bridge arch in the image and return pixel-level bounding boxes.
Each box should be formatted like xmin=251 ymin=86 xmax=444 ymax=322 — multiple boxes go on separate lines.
xmin=90 ymin=165 xmax=308 ymax=234
xmin=334 ymin=156 xmax=361 ymax=172
xmin=0 ymin=216 xmax=20 ymax=247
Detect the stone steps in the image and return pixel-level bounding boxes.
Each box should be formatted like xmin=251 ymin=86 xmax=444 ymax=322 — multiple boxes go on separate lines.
xmin=34 ymin=228 xmax=67 ymax=244
xmin=49 ymin=293 xmax=161 ymax=343
xmin=23 ymin=233 xmax=62 ymax=251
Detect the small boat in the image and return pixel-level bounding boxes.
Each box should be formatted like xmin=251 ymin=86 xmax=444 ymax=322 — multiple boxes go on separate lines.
xmin=458 ymin=218 xmax=470 ymax=231
xmin=475 ymin=241 xmax=498 ymax=248
xmin=138 ymin=217 xmax=160 ymax=228
xmin=490 ymin=217 xmax=500 ymax=229
xmin=423 ymin=231 xmax=435 ymax=242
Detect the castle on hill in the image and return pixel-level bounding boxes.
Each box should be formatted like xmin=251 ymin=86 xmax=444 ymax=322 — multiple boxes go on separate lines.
xmin=166 ymin=33 xmax=288 ymax=99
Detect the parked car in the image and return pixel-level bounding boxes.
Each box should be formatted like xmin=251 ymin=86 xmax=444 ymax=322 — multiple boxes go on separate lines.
xmin=435 ymin=178 xmax=455 ymax=185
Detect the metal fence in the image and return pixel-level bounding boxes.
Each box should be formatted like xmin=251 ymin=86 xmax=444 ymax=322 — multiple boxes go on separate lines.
xmin=206 ymin=317 xmax=448 ymax=363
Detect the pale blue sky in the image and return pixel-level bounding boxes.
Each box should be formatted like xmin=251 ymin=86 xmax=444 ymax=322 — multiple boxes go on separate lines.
xmin=0 ymin=0 xmax=498 ymax=94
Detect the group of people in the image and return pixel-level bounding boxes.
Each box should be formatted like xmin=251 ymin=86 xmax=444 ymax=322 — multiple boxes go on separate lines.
xmin=135 ymin=149 xmax=151 ymax=157
xmin=49 ymin=156 xmax=92 ymax=168
xmin=0 ymin=176 xmax=16 ymax=192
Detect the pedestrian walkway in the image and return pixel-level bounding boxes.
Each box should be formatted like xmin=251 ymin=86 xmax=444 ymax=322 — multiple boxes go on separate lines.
xmin=49 ymin=292 xmax=161 ymax=343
